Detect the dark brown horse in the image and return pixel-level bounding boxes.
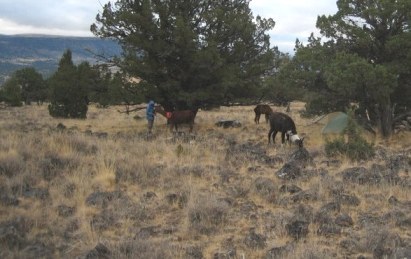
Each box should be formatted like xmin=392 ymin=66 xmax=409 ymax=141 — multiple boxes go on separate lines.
xmin=254 ymin=104 xmax=273 ymax=124
xmin=155 ymin=106 xmax=198 ymax=133
xmin=268 ymin=112 xmax=304 ymax=147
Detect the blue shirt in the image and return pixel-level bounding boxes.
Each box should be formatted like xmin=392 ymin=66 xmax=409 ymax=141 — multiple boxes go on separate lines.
xmin=146 ymin=101 xmax=155 ymax=120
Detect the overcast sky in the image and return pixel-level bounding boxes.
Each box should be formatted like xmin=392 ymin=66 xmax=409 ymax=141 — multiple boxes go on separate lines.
xmin=0 ymin=0 xmax=338 ymax=54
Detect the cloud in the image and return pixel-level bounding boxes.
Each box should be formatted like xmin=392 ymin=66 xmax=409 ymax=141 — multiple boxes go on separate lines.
xmin=250 ymin=0 xmax=338 ymax=53
xmin=0 ymin=0 xmax=104 ymax=33
xmin=0 ymin=0 xmax=338 ymax=53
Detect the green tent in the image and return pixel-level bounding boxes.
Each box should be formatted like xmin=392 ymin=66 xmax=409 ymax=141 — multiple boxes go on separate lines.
xmin=321 ymin=112 xmax=348 ymax=134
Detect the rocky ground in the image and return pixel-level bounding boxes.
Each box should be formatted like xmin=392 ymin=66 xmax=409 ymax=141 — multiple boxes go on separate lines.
xmin=0 ymin=104 xmax=410 ymax=258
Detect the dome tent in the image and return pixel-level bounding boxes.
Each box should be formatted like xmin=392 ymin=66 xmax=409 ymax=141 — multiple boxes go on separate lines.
xmin=321 ymin=112 xmax=349 ymax=134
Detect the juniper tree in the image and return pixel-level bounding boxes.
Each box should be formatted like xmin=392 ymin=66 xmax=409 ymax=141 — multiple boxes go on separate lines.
xmin=91 ymin=0 xmax=278 ymax=110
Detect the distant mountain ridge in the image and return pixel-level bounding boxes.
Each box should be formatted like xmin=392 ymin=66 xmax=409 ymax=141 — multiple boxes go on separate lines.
xmin=0 ymin=34 xmax=122 ymax=83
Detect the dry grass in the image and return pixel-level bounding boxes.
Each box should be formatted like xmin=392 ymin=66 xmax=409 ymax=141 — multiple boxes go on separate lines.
xmin=0 ymin=103 xmax=410 ymax=258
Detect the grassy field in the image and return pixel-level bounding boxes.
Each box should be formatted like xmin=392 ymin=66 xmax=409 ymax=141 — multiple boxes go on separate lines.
xmin=0 ymin=103 xmax=410 ymax=258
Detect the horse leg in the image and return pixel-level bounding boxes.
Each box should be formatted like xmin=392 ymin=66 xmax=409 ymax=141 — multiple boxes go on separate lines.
xmin=272 ymin=131 xmax=278 ymax=144
xmin=256 ymin=113 xmax=260 ymax=124
xmin=265 ymin=113 xmax=269 ymax=123
xmin=268 ymin=129 xmax=274 ymax=144
xmin=281 ymin=132 xmax=286 ymax=145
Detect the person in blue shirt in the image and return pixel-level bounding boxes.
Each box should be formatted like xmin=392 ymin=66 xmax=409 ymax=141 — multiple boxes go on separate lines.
xmin=146 ymin=100 xmax=156 ymax=134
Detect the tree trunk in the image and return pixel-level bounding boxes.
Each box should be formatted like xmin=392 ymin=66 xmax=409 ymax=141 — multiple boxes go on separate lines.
xmin=376 ymin=104 xmax=393 ymax=138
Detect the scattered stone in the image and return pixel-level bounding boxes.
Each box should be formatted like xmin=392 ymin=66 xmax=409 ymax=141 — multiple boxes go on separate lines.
xmin=340 ymin=167 xmax=373 ymax=184
xmin=0 ymin=193 xmax=19 ymax=206
xmin=288 ymin=148 xmax=313 ymax=166
xmin=135 ymin=226 xmax=160 ymax=239
xmin=388 ymin=195 xmax=400 ymax=205
xmin=276 ymin=162 xmax=301 ymax=180
xmin=244 ymin=229 xmax=266 ymax=249
xmin=142 ymin=191 xmax=157 ymax=200
xmin=214 ymin=248 xmax=236 ymax=259
xmin=289 ymin=190 xmax=316 ymax=203
xmin=279 ymin=184 xmax=302 ymax=194
xmin=265 ymin=243 xmax=294 ymax=259
xmin=387 ymin=154 xmax=410 ymax=173
xmin=56 ymin=123 xmax=66 ymax=130
xmin=22 ymin=187 xmax=49 ymax=200
xmin=335 ymin=213 xmax=354 ymax=227
xmin=85 ymin=191 xmax=124 ymax=208
xmin=317 ymin=223 xmax=342 ymax=236
xmin=339 ymin=239 xmax=360 ymax=254
xmin=85 ymin=243 xmax=111 ymax=259
xmin=393 ymin=247 xmax=411 ymax=259
xmin=22 ymin=242 xmax=54 ymax=259
xmin=335 ymin=193 xmax=360 ymax=207
xmin=57 ymin=205 xmax=76 ymax=218
xmin=186 ymin=246 xmax=203 ymax=259
xmin=90 ymin=210 xmax=116 ymax=231
xmin=254 ymin=177 xmax=276 ymax=197
xmin=0 ymin=217 xmax=31 ymax=250
xmin=215 ymin=120 xmax=242 ymax=128
xmin=286 ymin=220 xmax=309 ymax=239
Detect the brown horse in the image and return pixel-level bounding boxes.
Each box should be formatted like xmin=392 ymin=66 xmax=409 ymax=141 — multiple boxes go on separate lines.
xmin=254 ymin=104 xmax=273 ymax=124
xmin=155 ymin=106 xmax=198 ymax=133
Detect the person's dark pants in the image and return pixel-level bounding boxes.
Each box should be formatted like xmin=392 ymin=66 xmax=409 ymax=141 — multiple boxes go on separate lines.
xmin=147 ymin=119 xmax=154 ymax=133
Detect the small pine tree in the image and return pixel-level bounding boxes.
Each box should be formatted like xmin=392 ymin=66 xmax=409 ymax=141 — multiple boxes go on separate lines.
xmin=48 ymin=50 xmax=88 ymax=118
xmin=0 ymin=77 xmax=23 ymax=106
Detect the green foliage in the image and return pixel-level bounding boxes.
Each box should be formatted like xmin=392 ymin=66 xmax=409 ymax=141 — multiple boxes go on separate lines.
xmin=48 ymin=50 xmax=88 ymax=118
xmin=0 ymin=67 xmax=46 ymax=106
xmin=290 ymin=0 xmax=411 ymax=137
xmin=91 ymin=0 xmax=278 ymax=109
xmin=0 ymin=76 xmax=23 ymax=106
xmin=325 ymin=111 xmax=375 ymax=161
xmin=14 ymin=67 xmax=47 ymax=104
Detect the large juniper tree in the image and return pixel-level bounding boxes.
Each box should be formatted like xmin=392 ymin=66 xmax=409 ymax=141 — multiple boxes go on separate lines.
xmin=91 ymin=0 xmax=277 ymax=110
xmin=290 ymin=0 xmax=411 ymax=137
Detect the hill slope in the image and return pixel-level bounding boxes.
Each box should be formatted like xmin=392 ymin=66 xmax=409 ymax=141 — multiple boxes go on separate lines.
xmin=0 ymin=34 xmax=122 ymax=83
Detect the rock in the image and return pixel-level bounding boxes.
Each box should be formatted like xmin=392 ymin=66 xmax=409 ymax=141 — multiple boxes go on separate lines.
xmin=186 ymin=246 xmax=203 ymax=259
xmin=393 ymin=247 xmax=411 ymax=259
xmin=0 ymin=217 xmax=31 ymax=249
xmin=335 ymin=213 xmax=354 ymax=227
xmin=254 ymin=177 xmax=276 ymax=197
xmin=244 ymin=229 xmax=266 ymax=249
xmin=57 ymin=205 xmax=76 ymax=218
xmin=85 ymin=243 xmax=111 ymax=259
xmin=0 ymin=193 xmax=19 ymax=206
xmin=215 ymin=120 xmax=241 ymax=128
xmin=288 ymin=148 xmax=313 ymax=166
xmin=90 ymin=210 xmax=116 ymax=231
xmin=335 ymin=193 xmax=360 ymax=206
xmin=22 ymin=242 xmax=54 ymax=259
xmin=266 ymin=243 xmax=293 ymax=259
xmin=56 ymin=123 xmax=66 ymax=130
xmin=279 ymin=184 xmax=302 ymax=194
xmin=276 ymin=162 xmax=301 ymax=180
xmin=85 ymin=191 xmax=124 ymax=208
xmin=214 ymin=248 xmax=236 ymax=259
xmin=317 ymin=223 xmax=342 ymax=236
xmin=387 ymin=154 xmax=410 ymax=173
xmin=286 ymin=220 xmax=309 ymax=239
xmin=340 ymin=167 xmax=379 ymax=185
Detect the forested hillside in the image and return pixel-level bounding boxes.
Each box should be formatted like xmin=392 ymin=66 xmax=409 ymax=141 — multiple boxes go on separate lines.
xmin=0 ymin=34 xmax=121 ymax=83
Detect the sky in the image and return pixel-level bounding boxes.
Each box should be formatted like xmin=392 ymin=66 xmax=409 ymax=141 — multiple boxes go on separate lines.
xmin=0 ymin=0 xmax=338 ymax=54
